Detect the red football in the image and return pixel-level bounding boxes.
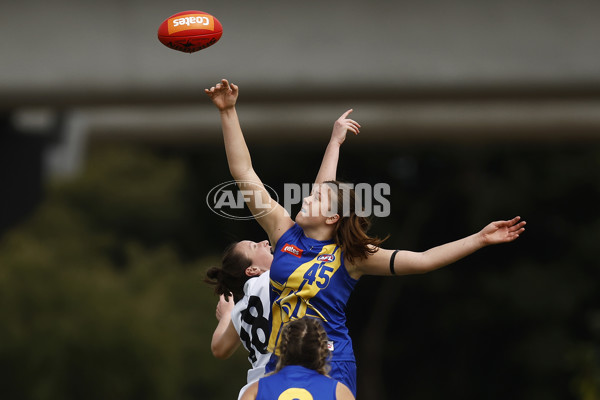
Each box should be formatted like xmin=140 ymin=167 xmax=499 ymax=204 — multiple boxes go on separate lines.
xmin=157 ymin=10 xmax=223 ymax=53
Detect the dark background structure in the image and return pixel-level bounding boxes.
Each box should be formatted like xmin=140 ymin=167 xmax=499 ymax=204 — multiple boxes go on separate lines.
xmin=1 ymin=0 xmax=599 ymax=399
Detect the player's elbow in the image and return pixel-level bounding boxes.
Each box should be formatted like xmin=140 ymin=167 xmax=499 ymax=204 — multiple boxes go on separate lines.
xmin=411 ymin=263 xmax=438 ymax=275
xmin=228 ymin=165 xmax=253 ymax=181
xmin=211 ymin=343 xmax=230 ymax=359
xmin=211 ymin=339 xmax=233 ymax=359
xmin=404 ymin=253 xmax=435 ymax=275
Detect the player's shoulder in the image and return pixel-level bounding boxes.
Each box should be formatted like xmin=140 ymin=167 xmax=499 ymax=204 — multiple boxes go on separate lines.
xmin=245 ymin=271 xmax=270 ymax=294
xmin=277 ymin=223 xmax=303 ymax=244
xmin=336 ymin=381 xmax=355 ymax=400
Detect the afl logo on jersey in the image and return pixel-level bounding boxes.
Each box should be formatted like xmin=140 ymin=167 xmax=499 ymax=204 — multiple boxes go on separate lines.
xmin=317 ymin=254 xmax=335 ymax=263
xmin=281 ymin=243 xmax=303 ymax=258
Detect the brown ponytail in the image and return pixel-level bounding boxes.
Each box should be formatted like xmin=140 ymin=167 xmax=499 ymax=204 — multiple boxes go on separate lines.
xmin=324 ymin=180 xmax=388 ymax=263
xmin=204 ymin=242 xmax=252 ymax=303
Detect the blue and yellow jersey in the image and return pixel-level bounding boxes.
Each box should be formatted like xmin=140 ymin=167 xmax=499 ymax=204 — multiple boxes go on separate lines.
xmin=269 ymin=224 xmax=358 ymax=362
xmin=256 ymin=365 xmax=338 ymax=400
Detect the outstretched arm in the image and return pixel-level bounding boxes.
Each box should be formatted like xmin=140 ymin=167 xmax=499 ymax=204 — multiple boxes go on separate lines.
xmin=205 ymin=79 xmax=293 ymax=244
xmin=314 ymin=109 xmax=361 ymax=184
xmin=204 ymin=80 xmax=252 ymax=179
xmin=350 ymin=216 xmax=526 ymax=278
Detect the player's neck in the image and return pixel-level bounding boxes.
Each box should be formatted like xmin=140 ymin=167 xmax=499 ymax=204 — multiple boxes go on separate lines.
xmin=302 ymin=224 xmax=334 ymax=242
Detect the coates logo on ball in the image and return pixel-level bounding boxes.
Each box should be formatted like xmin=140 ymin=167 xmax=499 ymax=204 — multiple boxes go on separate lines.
xmin=157 ymin=10 xmax=223 ymax=53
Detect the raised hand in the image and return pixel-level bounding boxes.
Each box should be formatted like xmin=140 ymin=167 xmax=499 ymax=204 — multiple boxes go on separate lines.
xmin=330 ymin=109 xmax=361 ymax=146
xmin=480 ymin=216 xmax=526 ymax=245
xmin=205 ymin=79 xmax=239 ymax=111
xmin=215 ymin=293 xmax=234 ymax=321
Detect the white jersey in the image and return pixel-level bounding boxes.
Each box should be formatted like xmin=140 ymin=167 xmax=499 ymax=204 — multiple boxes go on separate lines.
xmin=231 ymin=271 xmax=271 ymax=399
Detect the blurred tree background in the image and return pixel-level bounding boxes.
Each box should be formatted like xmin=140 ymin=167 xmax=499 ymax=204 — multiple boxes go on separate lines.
xmin=0 ymin=138 xmax=599 ymax=400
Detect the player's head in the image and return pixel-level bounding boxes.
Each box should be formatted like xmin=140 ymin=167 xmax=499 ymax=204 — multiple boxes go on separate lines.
xmin=204 ymin=240 xmax=273 ymax=302
xmin=295 ymin=182 xmax=340 ymax=228
xmin=296 ymin=180 xmax=386 ymax=263
xmin=276 ymin=317 xmax=331 ymax=376
xmin=236 ymin=239 xmax=273 ymax=273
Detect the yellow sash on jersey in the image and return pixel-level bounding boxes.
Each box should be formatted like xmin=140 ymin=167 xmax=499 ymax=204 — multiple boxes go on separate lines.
xmin=269 ymin=244 xmax=341 ymax=355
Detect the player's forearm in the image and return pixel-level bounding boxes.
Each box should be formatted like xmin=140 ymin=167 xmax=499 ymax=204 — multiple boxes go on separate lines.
xmin=314 ymin=141 xmax=341 ymax=184
xmin=211 ymin=314 xmax=234 ymax=359
xmin=219 ymin=107 xmax=254 ymax=179
xmin=418 ymin=232 xmax=486 ymax=273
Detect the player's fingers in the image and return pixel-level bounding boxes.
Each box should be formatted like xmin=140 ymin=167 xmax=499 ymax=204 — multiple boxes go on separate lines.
xmin=509 ymin=222 xmax=526 ymax=232
xmin=495 ymin=217 xmax=515 ymax=228
xmin=494 ymin=220 xmax=510 ymax=228
xmin=509 ymin=216 xmax=521 ymax=225
xmin=341 ymin=109 xmax=353 ymax=119
xmin=348 ymin=121 xmax=361 ymax=131
xmin=508 ymin=230 xmax=523 ymax=240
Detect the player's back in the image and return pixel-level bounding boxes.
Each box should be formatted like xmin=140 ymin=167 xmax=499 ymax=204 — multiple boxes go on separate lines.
xmin=256 ymin=365 xmax=337 ymax=400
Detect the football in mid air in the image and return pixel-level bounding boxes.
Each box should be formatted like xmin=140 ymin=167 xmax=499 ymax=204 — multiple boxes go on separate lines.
xmin=157 ymin=10 xmax=223 ymax=53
